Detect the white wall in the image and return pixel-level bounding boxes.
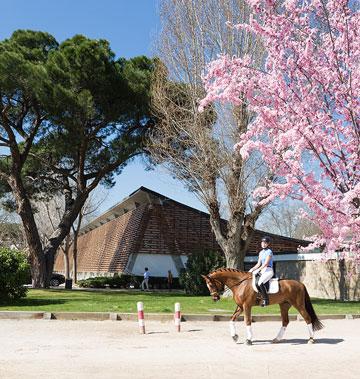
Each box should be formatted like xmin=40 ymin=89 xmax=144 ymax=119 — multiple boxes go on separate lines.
xmin=130 ymin=253 xmax=187 ymax=277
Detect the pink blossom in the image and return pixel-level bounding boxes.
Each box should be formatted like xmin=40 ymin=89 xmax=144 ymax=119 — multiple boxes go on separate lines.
xmin=201 ymin=0 xmax=360 ymax=261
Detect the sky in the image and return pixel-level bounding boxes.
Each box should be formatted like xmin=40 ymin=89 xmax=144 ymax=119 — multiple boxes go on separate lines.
xmin=0 ymin=0 xmax=208 ymax=216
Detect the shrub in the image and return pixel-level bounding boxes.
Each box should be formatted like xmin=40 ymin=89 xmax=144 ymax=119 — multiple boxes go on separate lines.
xmin=0 ymin=248 xmax=30 ymax=302
xmin=179 ymin=249 xmax=225 ymax=295
xmin=77 ymin=274 xmax=182 ymax=290
xmin=78 ymin=274 xmax=140 ymax=289
xmin=78 ymin=277 xmax=108 ymax=288
xmin=108 ymin=274 xmax=136 ymax=288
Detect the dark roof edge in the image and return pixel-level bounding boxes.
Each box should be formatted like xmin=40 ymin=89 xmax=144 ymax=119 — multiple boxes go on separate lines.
xmin=131 ymin=186 xmax=211 ymax=217
xmin=254 ymin=228 xmax=311 ymax=245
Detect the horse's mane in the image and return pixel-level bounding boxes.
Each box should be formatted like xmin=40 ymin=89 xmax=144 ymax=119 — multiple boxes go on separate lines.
xmin=209 ymin=267 xmax=248 ymax=276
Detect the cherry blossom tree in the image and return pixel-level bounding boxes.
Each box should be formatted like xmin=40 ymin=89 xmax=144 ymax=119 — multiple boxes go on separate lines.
xmin=200 ymin=0 xmax=360 ymax=262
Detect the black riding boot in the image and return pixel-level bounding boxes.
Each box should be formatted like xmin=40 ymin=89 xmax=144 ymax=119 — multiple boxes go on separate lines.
xmin=259 ymin=283 xmax=269 ymax=307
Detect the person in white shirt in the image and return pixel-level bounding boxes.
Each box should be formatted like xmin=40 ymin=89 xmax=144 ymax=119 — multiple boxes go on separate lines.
xmin=249 ymin=236 xmax=274 ymax=306
xmin=141 ymin=267 xmax=150 ymax=291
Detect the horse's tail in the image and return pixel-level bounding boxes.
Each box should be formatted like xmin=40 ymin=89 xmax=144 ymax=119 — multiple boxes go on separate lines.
xmin=304 ymin=286 xmax=324 ymax=331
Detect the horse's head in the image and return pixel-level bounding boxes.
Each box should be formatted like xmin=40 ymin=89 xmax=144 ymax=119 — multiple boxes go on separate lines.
xmin=201 ymin=274 xmax=224 ymax=301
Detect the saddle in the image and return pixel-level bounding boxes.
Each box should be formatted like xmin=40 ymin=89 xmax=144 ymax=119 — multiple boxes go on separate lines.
xmin=252 ymin=273 xmax=279 ymax=294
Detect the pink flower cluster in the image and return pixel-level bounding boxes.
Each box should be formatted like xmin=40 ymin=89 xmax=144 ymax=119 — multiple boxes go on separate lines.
xmin=200 ymin=0 xmax=360 ymax=262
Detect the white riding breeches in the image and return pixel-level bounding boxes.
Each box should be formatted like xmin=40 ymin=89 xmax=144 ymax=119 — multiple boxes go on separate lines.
xmin=256 ymin=267 xmax=274 ymax=285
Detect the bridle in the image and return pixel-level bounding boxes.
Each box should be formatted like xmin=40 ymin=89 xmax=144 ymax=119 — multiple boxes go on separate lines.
xmin=209 ymin=278 xmax=223 ymax=297
xmin=209 ymin=275 xmax=250 ymax=297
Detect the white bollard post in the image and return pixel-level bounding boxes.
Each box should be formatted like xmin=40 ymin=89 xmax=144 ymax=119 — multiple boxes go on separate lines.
xmin=174 ymin=302 xmax=181 ymax=332
xmin=137 ymin=301 xmax=145 ymax=334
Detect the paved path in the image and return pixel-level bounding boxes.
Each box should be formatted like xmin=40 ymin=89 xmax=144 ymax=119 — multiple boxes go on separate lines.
xmin=0 ymin=319 xmax=359 ymax=378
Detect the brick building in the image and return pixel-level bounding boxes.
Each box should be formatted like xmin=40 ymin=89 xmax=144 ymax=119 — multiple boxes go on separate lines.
xmin=53 ymin=187 xmax=359 ymax=300
xmin=54 ymin=187 xmax=308 ymax=278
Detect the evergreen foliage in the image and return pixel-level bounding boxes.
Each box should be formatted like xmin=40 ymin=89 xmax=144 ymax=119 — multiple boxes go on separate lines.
xmin=0 ymin=248 xmax=29 ymax=302
xmin=179 ymin=250 xmax=225 ymax=295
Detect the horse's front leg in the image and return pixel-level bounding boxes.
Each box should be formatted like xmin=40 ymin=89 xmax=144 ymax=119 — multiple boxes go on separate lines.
xmin=272 ymin=302 xmax=291 ymax=343
xmin=229 ymin=305 xmax=243 ymax=342
xmin=244 ymin=305 xmax=253 ymax=345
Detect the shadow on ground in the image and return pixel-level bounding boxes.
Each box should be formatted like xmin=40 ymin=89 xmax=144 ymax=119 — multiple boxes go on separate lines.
xmin=0 ymin=299 xmax=66 ymax=307
xmin=252 ymin=338 xmax=344 ymax=345
xmin=146 ymin=331 xmax=170 ymax=334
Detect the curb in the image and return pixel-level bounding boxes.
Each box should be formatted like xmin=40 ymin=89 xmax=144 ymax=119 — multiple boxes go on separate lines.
xmin=0 ymin=311 xmax=44 ymax=320
xmin=0 ymin=311 xmax=359 ymax=322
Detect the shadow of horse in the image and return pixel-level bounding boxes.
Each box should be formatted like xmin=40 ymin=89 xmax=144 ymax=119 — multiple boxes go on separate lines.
xmin=250 ymin=338 xmax=344 ymax=345
xmin=146 ymin=331 xmax=170 ymax=334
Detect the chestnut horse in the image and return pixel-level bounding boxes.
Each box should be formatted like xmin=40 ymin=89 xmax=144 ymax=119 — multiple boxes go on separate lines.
xmin=202 ymin=268 xmax=323 ymax=345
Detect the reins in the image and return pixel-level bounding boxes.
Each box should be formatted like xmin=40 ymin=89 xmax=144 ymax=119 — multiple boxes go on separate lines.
xmin=210 ymin=274 xmax=251 ymax=294
xmin=227 ymin=276 xmax=251 ymax=291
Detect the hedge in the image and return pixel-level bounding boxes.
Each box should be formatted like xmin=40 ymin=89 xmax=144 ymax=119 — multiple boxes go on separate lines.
xmin=0 ymin=248 xmax=29 ymax=302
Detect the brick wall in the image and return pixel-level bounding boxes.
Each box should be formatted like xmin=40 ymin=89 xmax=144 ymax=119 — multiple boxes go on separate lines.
xmin=137 ymin=202 xmax=218 ymax=255
xmin=54 ymin=200 xmax=308 ymax=274
xmin=54 ymin=204 xmax=148 ymax=273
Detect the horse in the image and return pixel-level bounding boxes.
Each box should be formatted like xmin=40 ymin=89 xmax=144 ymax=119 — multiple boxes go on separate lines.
xmin=202 ymin=268 xmax=324 ymax=345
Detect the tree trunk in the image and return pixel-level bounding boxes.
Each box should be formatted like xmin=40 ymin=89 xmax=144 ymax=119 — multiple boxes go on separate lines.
xmin=43 ymin=194 xmax=88 ymax=286
xmin=223 ymin=237 xmax=248 ymax=271
xmin=8 ymin=174 xmax=46 ymax=287
xmin=72 ymin=231 xmax=79 ymax=284
xmin=72 ymin=247 xmax=78 ymax=284
xmin=72 ymin=212 xmax=82 ymax=284
xmin=221 ymin=235 xmax=249 ymax=297
xmin=339 ymin=259 xmax=348 ymax=301
xmin=29 ymin=253 xmax=47 ymax=288
xmin=209 ymin=204 xmax=256 ymax=271
xmin=63 ymin=250 xmax=70 ymax=280
xmin=62 ymin=234 xmax=71 ymax=280
xmin=225 ymin=250 xmax=245 ymax=270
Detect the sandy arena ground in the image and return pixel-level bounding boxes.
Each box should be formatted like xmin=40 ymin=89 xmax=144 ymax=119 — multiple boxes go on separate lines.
xmin=0 ymin=318 xmax=359 ymax=379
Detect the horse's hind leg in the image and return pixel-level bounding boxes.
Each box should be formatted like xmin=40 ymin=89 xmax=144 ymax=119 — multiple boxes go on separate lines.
xmin=293 ymin=302 xmax=315 ymax=344
xmin=272 ymin=302 xmax=291 ymax=343
xmin=229 ymin=305 xmax=243 ymax=342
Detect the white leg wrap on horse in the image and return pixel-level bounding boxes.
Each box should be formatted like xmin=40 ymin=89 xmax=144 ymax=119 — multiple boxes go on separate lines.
xmin=229 ymin=321 xmax=236 ymax=337
xmin=275 ymin=326 xmax=286 ymax=340
xmin=246 ymin=325 xmax=253 ymax=340
xmin=307 ymin=323 xmax=314 ymax=338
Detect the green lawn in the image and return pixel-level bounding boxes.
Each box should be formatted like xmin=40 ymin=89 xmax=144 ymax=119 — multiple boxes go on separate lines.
xmin=0 ymin=289 xmax=359 ymax=315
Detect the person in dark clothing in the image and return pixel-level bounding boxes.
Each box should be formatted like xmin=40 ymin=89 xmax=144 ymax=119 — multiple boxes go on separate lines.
xmin=167 ymin=270 xmax=173 ymax=291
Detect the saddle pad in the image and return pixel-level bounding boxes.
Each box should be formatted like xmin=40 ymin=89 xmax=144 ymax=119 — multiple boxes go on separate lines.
xmin=252 ymin=276 xmax=279 ymax=294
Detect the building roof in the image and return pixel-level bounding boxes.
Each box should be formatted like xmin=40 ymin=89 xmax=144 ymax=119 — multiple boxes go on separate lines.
xmin=80 ymin=186 xmax=213 ymax=235
xmin=80 ymin=186 xmax=309 ymax=245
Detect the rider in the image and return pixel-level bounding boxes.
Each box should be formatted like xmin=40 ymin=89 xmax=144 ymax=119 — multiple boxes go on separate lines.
xmin=249 ymin=236 xmax=274 ymax=306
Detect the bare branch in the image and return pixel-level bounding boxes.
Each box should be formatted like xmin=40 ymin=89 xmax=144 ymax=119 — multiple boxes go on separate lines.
xmin=148 ymin=0 xmax=269 ymax=269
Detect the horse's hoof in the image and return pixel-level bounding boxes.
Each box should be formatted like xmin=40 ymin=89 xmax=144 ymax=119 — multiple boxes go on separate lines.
xmin=308 ymin=338 xmax=315 ymax=344
xmin=245 ymin=339 xmax=252 ymax=346
xmin=272 ymin=338 xmax=281 ymax=344
xmin=232 ymin=334 xmax=239 ymax=342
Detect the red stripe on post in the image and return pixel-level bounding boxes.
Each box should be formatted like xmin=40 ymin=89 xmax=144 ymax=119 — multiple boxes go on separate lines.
xmin=137 ymin=302 xmax=145 ymax=334
xmin=175 ymin=303 xmax=181 ymax=332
